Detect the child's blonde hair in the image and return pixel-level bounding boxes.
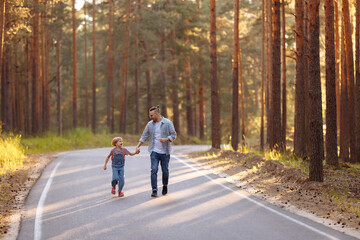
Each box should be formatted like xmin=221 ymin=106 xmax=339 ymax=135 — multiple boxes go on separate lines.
xmin=112 ymin=137 xmax=123 ymax=146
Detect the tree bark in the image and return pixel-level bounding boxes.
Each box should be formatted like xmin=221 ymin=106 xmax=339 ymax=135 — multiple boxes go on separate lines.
xmin=84 ymin=1 xmax=89 ymax=128
xmin=325 ymin=0 xmax=338 ymax=167
xmin=107 ymin=0 xmax=114 ymax=132
xmin=119 ymin=0 xmax=130 ymax=133
xmin=266 ymin=0 xmax=272 ymax=146
xmin=294 ymin=0 xmax=306 ymax=156
xmin=72 ymin=0 xmax=78 ymax=128
xmin=271 ymin=0 xmax=282 ymax=149
xmin=355 ymin=0 xmax=360 ymax=163
xmin=25 ymin=39 xmax=30 ymax=135
xmin=32 ymin=0 xmax=41 ymax=135
xmin=232 ymin=0 xmax=239 ymax=151
xmin=135 ymin=0 xmax=140 ymax=134
xmin=342 ymin=0 xmax=356 ymax=163
xmin=281 ymin=0 xmax=286 ymax=145
xmin=210 ymin=0 xmax=221 ymax=149
xmin=239 ymin=35 xmax=245 ymax=149
xmin=0 ymin=0 xmax=5 ymax=99
xmin=92 ymin=0 xmax=97 ymax=133
xmin=340 ymin=21 xmax=349 ymax=162
xmin=142 ymin=40 xmax=152 ymax=116
xmin=56 ymin=32 xmax=62 ymax=135
xmin=308 ymin=0 xmax=324 ymax=182
xmin=261 ymin=0 xmax=265 ymax=150
xmin=335 ymin=0 xmax=340 ymax=132
xmin=197 ymin=0 xmax=205 ymax=140
xmin=160 ymin=30 xmax=168 ymax=118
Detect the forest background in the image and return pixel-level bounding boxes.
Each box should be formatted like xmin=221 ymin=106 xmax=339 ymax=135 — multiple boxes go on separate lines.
xmin=1 ymin=0 xmax=360 ymax=237
xmin=1 ymin=0 xmax=360 ymax=178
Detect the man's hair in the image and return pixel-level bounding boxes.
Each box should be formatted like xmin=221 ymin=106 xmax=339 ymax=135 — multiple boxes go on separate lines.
xmin=149 ymin=105 xmax=160 ymax=113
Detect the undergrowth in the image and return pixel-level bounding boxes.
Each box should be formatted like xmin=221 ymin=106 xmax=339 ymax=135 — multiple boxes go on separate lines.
xmin=22 ymin=128 xmax=141 ymax=154
xmin=0 ymin=130 xmax=25 ymax=175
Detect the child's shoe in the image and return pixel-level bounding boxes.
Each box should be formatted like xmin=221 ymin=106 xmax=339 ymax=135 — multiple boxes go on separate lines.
xmin=118 ymin=192 xmax=124 ymax=197
xmin=111 ymin=187 xmax=116 ymax=194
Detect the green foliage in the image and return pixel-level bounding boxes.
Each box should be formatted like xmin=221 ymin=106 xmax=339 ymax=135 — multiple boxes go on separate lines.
xmin=22 ymin=128 xmax=141 ymax=154
xmin=0 ymin=132 xmax=25 ymax=174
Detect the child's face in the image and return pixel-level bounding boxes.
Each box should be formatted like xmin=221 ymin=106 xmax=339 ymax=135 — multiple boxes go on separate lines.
xmin=116 ymin=139 xmax=123 ymax=148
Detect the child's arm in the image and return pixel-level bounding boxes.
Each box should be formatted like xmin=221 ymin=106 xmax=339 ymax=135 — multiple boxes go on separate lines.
xmin=128 ymin=151 xmax=138 ymax=156
xmin=104 ymin=155 xmax=110 ymax=170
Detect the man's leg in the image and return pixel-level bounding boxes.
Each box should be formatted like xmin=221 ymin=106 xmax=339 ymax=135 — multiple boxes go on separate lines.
xmin=150 ymin=152 xmax=160 ymax=196
xmin=160 ymin=154 xmax=170 ymax=195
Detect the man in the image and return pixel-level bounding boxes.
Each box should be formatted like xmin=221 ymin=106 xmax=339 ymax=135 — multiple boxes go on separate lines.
xmin=136 ymin=106 xmax=177 ymax=197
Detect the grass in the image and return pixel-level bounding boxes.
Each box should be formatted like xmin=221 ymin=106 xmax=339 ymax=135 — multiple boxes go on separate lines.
xmin=326 ymin=189 xmax=360 ymax=217
xmin=21 ymin=128 xmax=141 ymax=154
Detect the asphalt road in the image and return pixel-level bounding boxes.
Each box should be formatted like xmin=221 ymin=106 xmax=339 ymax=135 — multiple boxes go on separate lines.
xmin=18 ymin=145 xmax=358 ymax=240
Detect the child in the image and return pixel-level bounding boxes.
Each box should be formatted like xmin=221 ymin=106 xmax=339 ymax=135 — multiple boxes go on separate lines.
xmin=104 ymin=137 xmax=138 ymax=197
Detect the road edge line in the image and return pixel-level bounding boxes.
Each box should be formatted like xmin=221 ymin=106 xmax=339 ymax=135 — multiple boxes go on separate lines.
xmin=173 ymin=155 xmax=340 ymax=240
xmin=34 ymin=161 xmax=61 ymax=240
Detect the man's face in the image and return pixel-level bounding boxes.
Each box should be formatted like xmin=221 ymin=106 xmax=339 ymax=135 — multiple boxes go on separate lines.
xmin=149 ymin=110 xmax=159 ymax=122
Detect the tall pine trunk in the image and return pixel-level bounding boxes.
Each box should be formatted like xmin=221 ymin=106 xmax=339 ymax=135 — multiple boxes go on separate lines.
xmin=160 ymin=31 xmax=168 ymax=118
xmin=231 ymin=0 xmax=239 ymax=151
xmin=32 ymin=0 xmax=40 ymax=135
xmin=340 ymin=23 xmax=349 ymax=162
xmin=239 ymin=36 xmax=245 ymax=149
xmin=335 ymin=0 xmax=340 ymax=132
xmin=72 ymin=0 xmax=78 ymax=128
xmin=281 ymin=0 xmax=286 ymax=145
xmin=266 ymin=0 xmax=272 ymax=146
xmin=325 ymin=0 xmax=338 ymax=167
xmin=84 ymin=2 xmax=89 ymax=127
xmin=197 ymin=0 xmax=205 ymax=140
xmin=92 ymin=0 xmax=97 ymax=133
xmin=308 ymin=0 xmax=324 ymax=182
xmin=56 ymin=32 xmax=62 ymax=135
xmin=342 ymin=0 xmax=356 ymax=163
xmin=0 ymin=0 xmax=5 ymax=110
xmin=25 ymin=39 xmax=30 ymax=135
xmin=107 ymin=0 xmax=114 ymax=132
xmin=122 ymin=0 xmax=130 ymax=133
xmin=135 ymin=0 xmax=140 ymax=134
xmin=210 ymin=0 xmax=221 ymax=149
xmin=294 ymin=0 xmax=306 ymax=156
xmin=271 ymin=0 xmax=282 ymax=149
xmin=261 ymin=0 xmax=265 ymax=150
xmin=355 ymin=0 xmax=360 ymax=163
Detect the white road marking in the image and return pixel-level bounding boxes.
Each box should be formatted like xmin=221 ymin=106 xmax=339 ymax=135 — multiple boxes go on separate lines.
xmin=34 ymin=161 xmax=61 ymax=240
xmin=173 ymin=155 xmax=340 ymax=240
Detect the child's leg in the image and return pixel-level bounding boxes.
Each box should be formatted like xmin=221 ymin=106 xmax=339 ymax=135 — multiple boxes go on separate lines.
xmin=118 ymin=167 xmax=125 ymax=192
xmin=112 ymin=166 xmax=119 ymax=187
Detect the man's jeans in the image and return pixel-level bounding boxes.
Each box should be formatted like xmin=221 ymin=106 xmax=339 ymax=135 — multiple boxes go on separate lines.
xmin=112 ymin=166 xmax=125 ymax=192
xmin=150 ymin=151 xmax=170 ymax=191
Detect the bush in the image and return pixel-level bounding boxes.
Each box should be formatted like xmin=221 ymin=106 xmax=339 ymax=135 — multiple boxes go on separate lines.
xmin=0 ymin=134 xmax=25 ymax=174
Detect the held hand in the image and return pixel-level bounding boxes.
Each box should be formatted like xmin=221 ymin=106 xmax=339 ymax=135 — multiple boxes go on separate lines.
xmin=135 ymin=147 xmax=140 ymax=154
xmin=159 ymin=138 xmax=168 ymax=143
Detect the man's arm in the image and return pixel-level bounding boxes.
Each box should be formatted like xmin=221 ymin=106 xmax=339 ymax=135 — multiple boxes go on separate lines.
xmin=135 ymin=141 xmax=143 ymax=153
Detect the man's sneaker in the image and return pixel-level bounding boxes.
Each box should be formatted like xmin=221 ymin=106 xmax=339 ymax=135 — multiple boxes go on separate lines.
xmin=118 ymin=192 xmax=124 ymax=197
xmin=111 ymin=187 xmax=116 ymax=194
xmin=162 ymin=186 xmax=168 ymax=195
xmin=151 ymin=190 xmax=157 ymax=197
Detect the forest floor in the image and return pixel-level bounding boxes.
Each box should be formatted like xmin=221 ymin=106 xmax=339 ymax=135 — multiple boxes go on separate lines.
xmin=1 ymin=148 xmax=360 ymax=239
